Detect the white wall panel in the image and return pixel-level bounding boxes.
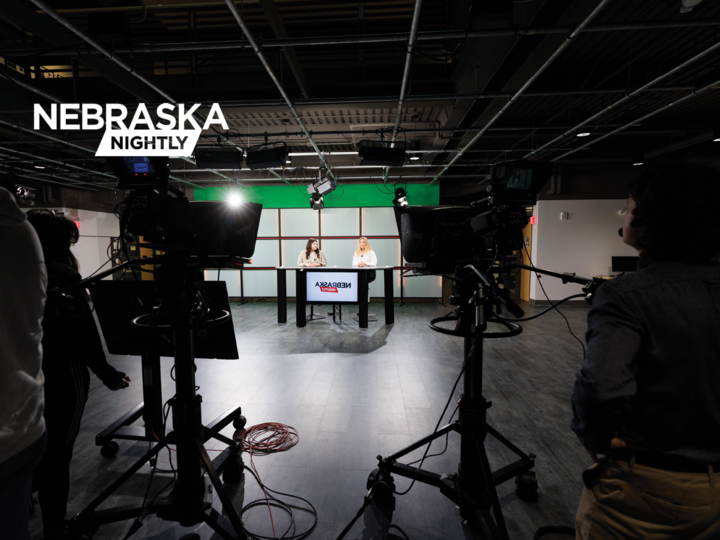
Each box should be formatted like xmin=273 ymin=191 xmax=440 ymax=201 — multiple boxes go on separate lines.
xmin=203 ymin=271 xmax=241 ymax=296
xmin=321 ymin=208 xmax=359 ymax=236
xmin=321 ymin=239 xmax=358 ymax=267
xmin=402 ymin=274 xmax=442 ymax=298
xmin=530 ymin=200 xmax=637 ymax=301
xmin=257 ymin=208 xmax=279 ymax=237
xmin=362 ymin=207 xmax=399 ymax=236
xmin=243 ymin=270 xmax=278 ymax=297
xmin=280 ymin=208 xmax=318 ymax=237
xmin=251 ymin=240 xmax=280 ymax=267
xmin=281 ymin=239 xmax=311 ymax=268
xmin=369 ymin=239 xmax=401 ymax=268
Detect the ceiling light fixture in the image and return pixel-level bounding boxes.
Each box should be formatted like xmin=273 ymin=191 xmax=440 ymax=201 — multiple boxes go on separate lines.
xmin=227 ymin=192 xmax=242 ymax=207
xmin=307 ymin=167 xmax=336 ymax=198
xmin=309 ymin=193 xmax=324 ymax=210
xmin=392 ymin=187 xmax=408 ymax=207
xmin=245 ymin=141 xmax=289 ymax=170
xmin=576 ymin=132 xmax=591 ymax=137
xmin=713 ymin=124 xmax=720 ymax=142
xmin=632 ymin=149 xmax=644 ymax=166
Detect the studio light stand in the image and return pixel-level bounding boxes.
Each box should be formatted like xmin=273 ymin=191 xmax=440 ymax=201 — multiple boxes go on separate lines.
xmin=63 ymin=256 xmax=248 ymax=540
xmin=369 ymin=265 xmax=537 ymax=540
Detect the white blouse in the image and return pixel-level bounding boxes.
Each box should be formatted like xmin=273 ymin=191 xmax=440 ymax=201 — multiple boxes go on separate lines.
xmin=352 ymin=250 xmax=377 ymax=267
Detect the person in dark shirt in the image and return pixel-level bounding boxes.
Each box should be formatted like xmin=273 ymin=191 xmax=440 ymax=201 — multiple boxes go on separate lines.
xmin=572 ymin=165 xmax=720 ymax=539
xmin=26 ymin=210 xmax=131 ymax=539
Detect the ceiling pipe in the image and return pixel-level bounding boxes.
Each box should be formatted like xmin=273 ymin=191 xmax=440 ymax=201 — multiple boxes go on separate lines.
xmin=0 ymin=145 xmax=118 ymax=181
xmin=429 ymin=0 xmax=613 ymax=185
xmin=7 ymin=19 xmax=720 ymax=58
xmin=1 ymin=86 xmax=698 ymax=113
xmin=525 ymin=39 xmax=720 ymax=160
xmin=551 ymin=76 xmax=720 ymax=162
xmin=223 ymin=0 xmax=337 ymax=183
xmin=0 ymin=162 xmax=103 ymax=191
xmin=0 ymin=117 xmax=206 ymax=189
xmin=25 ymin=0 xmax=243 ymax=184
xmin=384 ymin=0 xmax=422 ymax=184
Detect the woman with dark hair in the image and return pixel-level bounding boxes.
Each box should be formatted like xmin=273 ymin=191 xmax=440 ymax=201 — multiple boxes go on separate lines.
xmin=297 ymin=238 xmax=327 ymax=267
xmin=26 ymin=210 xmax=130 ymax=540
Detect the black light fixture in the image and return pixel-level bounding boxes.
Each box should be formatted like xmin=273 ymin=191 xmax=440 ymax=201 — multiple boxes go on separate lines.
xmin=408 ymin=140 xmax=421 ymax=161
xmin=392 ymin=187 xmax=408 ymax=207
xmin=713 ymin=124 xmax=720 ymax=142
xmin=307 ymin=167 xmax=336 ymax=197
xmin=195 ymin=149 xmax=245 ymax=170
xmin=14 ymin=185 xmax=36 ymax=206
xmin=576 ymin=131 xmax=591 ymax=137
xmin=357 ymin=139 xmax=407 ymax=167
xmin=632 ymin=149 xmax=644 ymax=166
xmin=310 ymin=193 xmax=324 ymax=210
xmin=245 ymin=141 xmax=289 ymax=170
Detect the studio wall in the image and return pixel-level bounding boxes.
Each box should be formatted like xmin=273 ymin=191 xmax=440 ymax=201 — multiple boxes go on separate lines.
xmin=529 ymin=199 xmax=638 ymax=302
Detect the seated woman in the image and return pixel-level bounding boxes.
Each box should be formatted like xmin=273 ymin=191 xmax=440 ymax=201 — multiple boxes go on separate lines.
xmin=352 ymin=237 xmax=377 ymax=269
xmin=297 ymin=238 xmax=327 ymax=267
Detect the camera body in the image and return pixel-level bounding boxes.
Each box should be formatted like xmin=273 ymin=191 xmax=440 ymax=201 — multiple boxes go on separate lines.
xmin=395 ymin=160 xmax=553 ymax=272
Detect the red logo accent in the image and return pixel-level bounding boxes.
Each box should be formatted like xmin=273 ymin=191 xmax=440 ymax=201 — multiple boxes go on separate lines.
xmin=319 ymin=287 xmax=338 ymax=293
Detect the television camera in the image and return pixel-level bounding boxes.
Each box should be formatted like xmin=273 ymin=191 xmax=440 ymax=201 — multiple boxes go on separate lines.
xmin=63 ymin=156 xmax=262 ymax=540
xmin=375 ymin=161 xmax=606 ymax=539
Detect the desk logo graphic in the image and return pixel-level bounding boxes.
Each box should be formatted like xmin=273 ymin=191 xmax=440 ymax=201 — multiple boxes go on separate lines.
xmin=316 ymin=281 xmax=352 ymax=293
xmin=33 ymin=103 xmax=228 ymax=157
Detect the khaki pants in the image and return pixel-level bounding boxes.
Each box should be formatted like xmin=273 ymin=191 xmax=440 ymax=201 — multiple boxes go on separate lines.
xmin=576 ymin=456 xmax=720 ymax=540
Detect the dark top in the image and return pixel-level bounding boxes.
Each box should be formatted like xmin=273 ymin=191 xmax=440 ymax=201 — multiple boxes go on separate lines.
xmin=42 ymin=262 xmax=123 ymax=389
xmin=571 ymin=257 xmax=720 ymax=462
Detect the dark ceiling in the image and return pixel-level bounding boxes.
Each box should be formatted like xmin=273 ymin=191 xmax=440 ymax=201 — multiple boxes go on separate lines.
xmin=0 ymin=0 xmax=718 ymax=198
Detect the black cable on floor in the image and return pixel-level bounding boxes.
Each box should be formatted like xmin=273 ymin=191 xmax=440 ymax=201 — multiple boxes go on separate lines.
xmin=242 ymin=465 xmax=318 ymax=540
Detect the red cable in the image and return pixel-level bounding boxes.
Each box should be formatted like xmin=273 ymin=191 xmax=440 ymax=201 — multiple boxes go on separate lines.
xmin=236 ymin=423 xmax=300 ymax=539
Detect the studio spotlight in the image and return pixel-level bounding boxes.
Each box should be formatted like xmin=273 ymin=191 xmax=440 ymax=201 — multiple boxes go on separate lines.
xmin=393 ymin=187 xmax=408 ymax=207
xmin=227 ymin=192 xmax=242 ymax=207
xmin=576 ymin=131 xmax=591 ymax=137
xmin=310 ymin=193 xmax=324 ymax=210
xmin=307 ymin=168 xmax=336 ymax=196
xmin=14 ymin=185 xmax=36 ymax=206
xmin=632 ymin=149 xmax=644 ymax=166
xmin=245 ymin=141 xmax=289 ymax=170
xmin=713 ymin=124 xmax=720 ymax=142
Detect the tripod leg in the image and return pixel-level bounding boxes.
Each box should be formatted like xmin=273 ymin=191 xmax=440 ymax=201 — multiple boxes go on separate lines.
xmin=474 ymin=440 xmax=509 ymax=540
xmin=77 ymin=440 xmax=167 ymax=518
xmin=195 ymin=439 xmax=245 ymax=537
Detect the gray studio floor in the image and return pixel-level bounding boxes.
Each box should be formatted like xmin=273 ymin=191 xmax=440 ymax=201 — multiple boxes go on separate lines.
xmin=29 ymin=299 xmax=593 ymax=540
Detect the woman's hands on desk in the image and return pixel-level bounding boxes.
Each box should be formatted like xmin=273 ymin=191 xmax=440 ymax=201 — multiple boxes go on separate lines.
xmin=358 ymin=261 xmax=366 ymax=267
xmin=307 ymin=263 xmax=321 ymax=267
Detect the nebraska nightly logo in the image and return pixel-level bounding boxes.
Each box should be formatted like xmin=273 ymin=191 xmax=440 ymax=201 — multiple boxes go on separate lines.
xmin=33 ymin=103 xmax=228 ymax=158
xmin=316 ymin=281 xmax=352 ymax=293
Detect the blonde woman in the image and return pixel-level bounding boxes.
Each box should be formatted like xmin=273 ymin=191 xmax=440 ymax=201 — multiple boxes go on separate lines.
xmin=352 ymin=237 xmax=377 ymax=268
xmin=297 ymin=238 xmax=327 ymax=267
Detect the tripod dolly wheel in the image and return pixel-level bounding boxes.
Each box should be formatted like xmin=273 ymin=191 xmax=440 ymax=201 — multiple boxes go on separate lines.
xmin=516 ymin=471 xmax=538 ymax=502
xmin=233 ymin=415 xmax=247 ymax=431
xmin=100 ymin=441 xmax=119 ymax=459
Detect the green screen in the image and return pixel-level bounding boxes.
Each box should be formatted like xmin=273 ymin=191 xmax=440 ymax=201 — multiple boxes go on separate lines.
xmin=194 ymin=183 xmax=439 ymax=208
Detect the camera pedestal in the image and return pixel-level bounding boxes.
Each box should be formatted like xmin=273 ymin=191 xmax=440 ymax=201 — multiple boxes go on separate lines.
xmin=73 ymin=329 xmax=247 ymax=539
xmin=71 ymin=259 xmax=248 ymax=540
xmin=369 ymin=277 xmax=536 ymax=540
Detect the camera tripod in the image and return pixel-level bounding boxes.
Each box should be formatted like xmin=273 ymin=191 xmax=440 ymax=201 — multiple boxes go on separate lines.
xmin=369 ymin=265 xmax=537 ymax=540
xmin=64 ymin=255 xmax=248 ymax=539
